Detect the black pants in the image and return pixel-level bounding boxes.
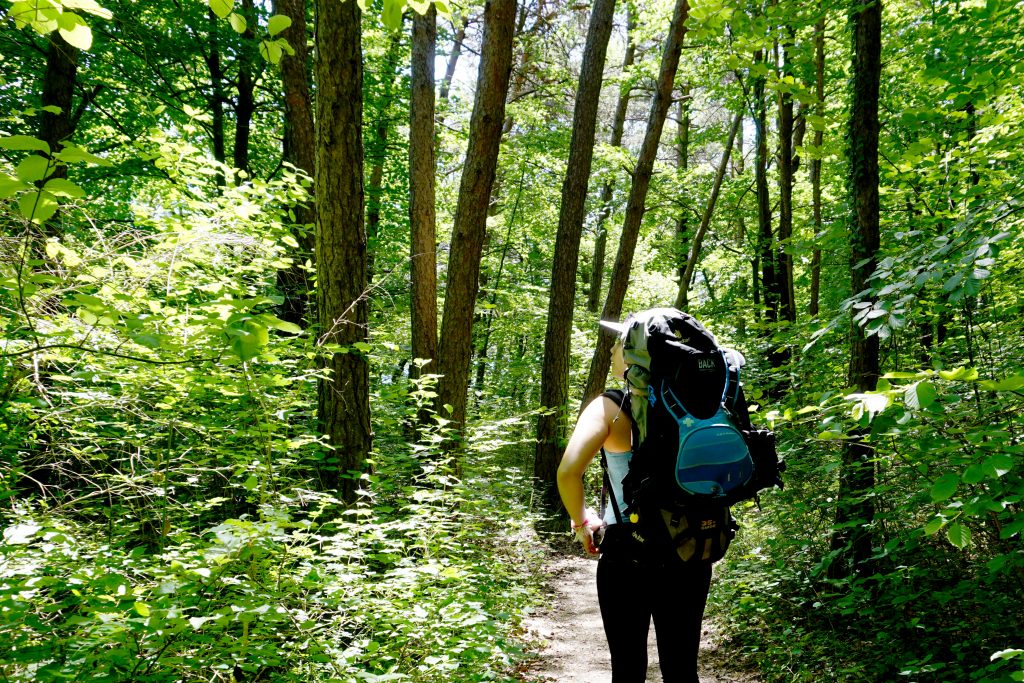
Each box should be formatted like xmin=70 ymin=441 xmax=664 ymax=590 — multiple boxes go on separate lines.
xmin=596 ymin=527 xmax=713 ymax=683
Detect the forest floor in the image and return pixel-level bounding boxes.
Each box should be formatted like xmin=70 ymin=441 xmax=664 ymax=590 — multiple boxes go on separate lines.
xmin=514 ymin=537 xmax=761 ymax=683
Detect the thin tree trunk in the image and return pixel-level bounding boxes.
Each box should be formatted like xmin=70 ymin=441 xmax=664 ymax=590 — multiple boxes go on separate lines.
xmin=436 ymin=0 xmax=517 ymax=440
xmin=673 ymin=84 xmax=692 ymax=310
xmin=753 ymin=49 xmax=778 ymax=324
xmin=588 ymin=5 xmax=636 ymax=313
xmin=830 ymin=0 xmax=882 ymax=579
xmin=809 ymin=10 xmax=825 ymax=317
xmin=678 ymin=112 xmax=742 ymax=305
xmin=274 ymin=0 xmax=315 ymax=326
xmin=534 ymin=0 xmax=617 ymax=516
xmin=35 ymin=31 xmax=79 ymax=238
xmin=314 ymin=0 xmax=371 ymax=501
xmin=438 ymin=16 xmax=469 ymax=125
xmin=409 ymin=5 xmax=439 ymax=406
xmin=582 ymin=0 xmax=690 ymax=406
xmin=206 ymin=10 xmax=227 ymax=184
xmin=233 ymin=0 xmax=257 ymax=173
xmin=777 ymin=30 xmax=796 ymax=324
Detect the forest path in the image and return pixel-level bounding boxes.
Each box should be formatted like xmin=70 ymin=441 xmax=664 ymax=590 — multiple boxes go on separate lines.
xmin=516 ymin=541 xmax=759 ymax=682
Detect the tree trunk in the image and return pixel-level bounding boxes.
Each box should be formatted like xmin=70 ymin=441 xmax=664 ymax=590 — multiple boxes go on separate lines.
xmin=809 ymin=11 xmax=825 ymax=318
xmin=409 ymin=5 xmax=439 ymax=402
xmin=777 ymin=31 xmax=796 ymax=324
xmin=35 ymin=30 xmax=79 ymax=238
xmin=534 ymin=0 xmax=617 ymax=516
xmin=435 ymin=0 xmax=517 ymax=439
xmin=753 ymin=49 xmax=778 ymax=324
xmin=582 ymin=0 xmax=690 ymax=407
xmin=438 ymin=16 xmax=469 ymax=125
xmin=678 ymin=112 xmax=742 ymax=305
xmin=314 ymin=0 xmax=371 ymax=502
xmin=206 ymin=10 xmax=227 ymax=184
xmin=233 ymin=0 xmax=257 ymax=173
xmin=587 ymin=5 xmax=636 ymax=314
xmin=830 ymin=0 xmax=882 ymax=579
xmin=673 ymin=84 xmax=692 ymax=310
xmin=274 ymin=0 xmax=315 ymax=326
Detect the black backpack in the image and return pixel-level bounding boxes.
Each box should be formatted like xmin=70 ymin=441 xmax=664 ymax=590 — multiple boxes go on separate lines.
xmin=601 ymin=309 xmax=783 ymax=565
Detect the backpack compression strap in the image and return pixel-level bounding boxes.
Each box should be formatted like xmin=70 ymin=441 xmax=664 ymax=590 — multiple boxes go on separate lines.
xmin=599 ymin=389 xmax=633 ymax=525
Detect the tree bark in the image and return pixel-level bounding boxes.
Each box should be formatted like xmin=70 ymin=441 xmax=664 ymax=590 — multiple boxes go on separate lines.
xmin=534 ymin=0 xmax=617 ymax=516
xmin=588 ymin=5 xmax=636 ymax=314
xmin=35 ymin=30 xmax=79 ymax=237
xmin=233 ymin=0 xmax=257 ymax=173
xmin=582 ymin=0 xmax=690 ymax=407
xmin=206 ymin=10 xmax=227 ymax=184
xmin=438 ymin=16 xmax=469 ymax=126
xmin=830 ymin=0 xmax=882 ymax=579
xmin=436 ymin=0 xmax=517 ymax=438
xmin=314 ymin=0 xmax=371 ymax=501
xmin=677 ymin=112 xmax=742 ymax=305
xmin=409 ymin=6 xmax=439 ymax=413
xmin=753 ymin=48 xmax=778 ymax=325
xmin=673 ymin=84 xmax=692 ymax=310
xmin=275 ymin=0 xmax=316 ymax=326
xmin=777 ymin=30 xmax=796 ymax=324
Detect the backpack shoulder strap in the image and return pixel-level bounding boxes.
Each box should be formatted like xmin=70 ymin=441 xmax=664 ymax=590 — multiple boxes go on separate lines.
xmin=598 ymin=389 xmax=634 ymax=525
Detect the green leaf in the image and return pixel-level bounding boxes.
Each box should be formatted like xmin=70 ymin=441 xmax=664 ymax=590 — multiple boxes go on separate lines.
xmin=16 ymin=155 xmax=52 ymax=183
xmin=259 ymin=38 xmax=283 ymax=64
xmin=242 ymin=475 xmax=259 ymax=491
xmin=267 ymin=14 xmax=292 ymax=36
xmin=904 ymin=380 xmax=938 ymax=410
xmin=18 ymin=191 xmax=59 ymax=223
xmin=0 ymin=135 xmax=50 ymax=153
xmin=937 ymin=367 xmax=978 ymax=381
xmin=962 ymin=463 xmax=986 ymax=484
xmin=929 ymin=473 xmax=958 ymax=502
xmin=228 ymin=12 xmax=247 ymax=32
xmin=209 ymin=0 xmax=234 ymax=19
xmin=946 ymin=522 xmax=971 ymax=549
xmin=979 ymin=373 xmax=1024 ymax=392
xmin=382 ymin=0 xmax=405 ymax=30
xmin=63 ymin=0 xmax=114 ymax=20
xmin=0 ymin=173 xmax=27 ymax=199
xmin=58 ymin=12 xmax=93 ymax=50
xmin=924 ymin=516 xmax=946 ymax=535
xmin=43 ymin=178 xmax=85 ymax=199
xmin=983 ymin=453 xmax=1013 ymax=478
xmin=134 ymin=602 xmax=151 ymax=617
xmin=54 ymin=144 xmax=110 ymax=166
xmin=229 ymin=320 xmax=269 ymax=361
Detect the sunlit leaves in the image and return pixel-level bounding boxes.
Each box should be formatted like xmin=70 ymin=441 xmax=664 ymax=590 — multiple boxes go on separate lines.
xmin=0 ymin=135 xmax=51 ymax=153
xmin=929 ymin=473 xmax=959 ymax=502
xmin=946 ymin=522 xmax=971 ymax=549
xmin=267 ymin=14 xmax=291 ymax=36
xmin=209 ymin=0 xmax=233 ymax=19
xmin=228 ymin=12 xmax=246 ymax=33
xmin=903 ymin=380 xmax=937 ymax=410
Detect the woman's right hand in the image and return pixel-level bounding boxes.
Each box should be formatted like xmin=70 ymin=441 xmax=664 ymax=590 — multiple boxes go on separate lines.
xmin=573 ymin=508 xmax=605 ymax=555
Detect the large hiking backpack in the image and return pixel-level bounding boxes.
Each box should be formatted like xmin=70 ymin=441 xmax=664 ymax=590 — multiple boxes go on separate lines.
xmin=603 ymin=308 xmax=783 ymax=565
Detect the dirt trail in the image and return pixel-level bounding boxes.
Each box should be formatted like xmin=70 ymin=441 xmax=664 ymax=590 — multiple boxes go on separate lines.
xmin=518 ymin=547 xmax=759 ymax=683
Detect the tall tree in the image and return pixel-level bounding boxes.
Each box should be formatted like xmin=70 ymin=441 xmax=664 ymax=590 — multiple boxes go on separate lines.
xmin=776 ymin=26 xmax=796 ymax=324
xmin=672 ymin=83 xmax=692 ymax=310
xmin=314 ymin=0 xmax=371 ymax=501
xmin=409 ymin=6 xmax=439 ymax=397
xmin=582 ymin=0 xmax=691 ymax=406
xmin=275 ymin=0 xmax=316 ymax=326
xmin=677 ymin=112 xmax=742 ymax=306
xmin=533 ymin=0 xmax=617 ymax=515
xmin=435 ymin=0 xmax=517 ymax=437
xmin=588 ymin=4 xmax=637 ymax=313
xmin=830 ymin=0 xmax=882 ymax=578
xmin=366 ymin=34 xmax=404 ymax=282
xmin=233 ymin=0 xmax=258 ymax=173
